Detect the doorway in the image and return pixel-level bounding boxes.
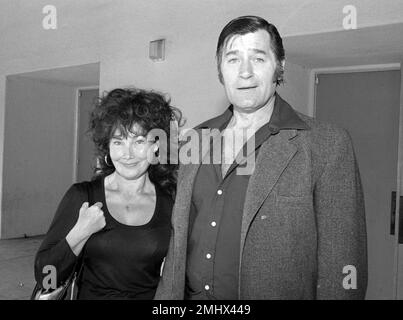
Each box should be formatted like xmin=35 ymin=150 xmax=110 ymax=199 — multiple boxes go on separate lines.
xmin=314 ymin=67 xmax=402 ymax=299
xmin=1 ymin=63 xmax=100 ymax=239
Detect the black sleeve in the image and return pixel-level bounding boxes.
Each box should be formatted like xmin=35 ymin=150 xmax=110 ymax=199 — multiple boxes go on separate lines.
xmin=34 ymin=182 xmax=89 ymax=287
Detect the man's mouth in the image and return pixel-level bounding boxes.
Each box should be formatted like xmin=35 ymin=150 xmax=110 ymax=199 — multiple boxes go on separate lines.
xmin=237 ymin=86 xmax=257 ymax=90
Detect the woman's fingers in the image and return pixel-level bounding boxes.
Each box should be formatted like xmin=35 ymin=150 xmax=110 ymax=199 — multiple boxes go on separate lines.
xmin=79 ymin=202 xmax=89 ymax=214
xmin=93 ymin=202 xmax=103 ymax=209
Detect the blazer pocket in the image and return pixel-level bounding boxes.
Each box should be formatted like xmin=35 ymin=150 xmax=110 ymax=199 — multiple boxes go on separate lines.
xmin=275 ymin=194 xmax=313 ymax=206
xmin=274 ymin=194 xmax=315 ymax=235
xmin=275 ymin=194 xmax=314 ymax=223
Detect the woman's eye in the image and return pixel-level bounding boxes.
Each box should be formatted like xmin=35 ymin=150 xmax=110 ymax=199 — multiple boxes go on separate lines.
xmin=227 ymin=57 xmax=238 ymax=63
xmin=113 ymin=141 xmax=122 ymax=145
xmin=254 ymin=57 xmax=265 ymax=62
xmin=135 ymin=139 xmax=146 ymax=144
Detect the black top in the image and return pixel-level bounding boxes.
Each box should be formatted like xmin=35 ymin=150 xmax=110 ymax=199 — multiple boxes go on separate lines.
xmin=34 ymin=176 xmax=173 ymax=300
xmin=185 ymin=98 xmax=290 ymax=300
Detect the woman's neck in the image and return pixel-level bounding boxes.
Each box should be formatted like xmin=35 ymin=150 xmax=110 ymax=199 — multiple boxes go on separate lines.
xmin=106 ymin=171 xmax=154 ymax=196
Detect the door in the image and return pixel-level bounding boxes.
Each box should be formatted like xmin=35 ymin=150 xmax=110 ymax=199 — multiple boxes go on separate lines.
xmin=77 ymin=88 xmax=99 ymax=182
xmin=315 ymin=70 xmax=401 ymax=299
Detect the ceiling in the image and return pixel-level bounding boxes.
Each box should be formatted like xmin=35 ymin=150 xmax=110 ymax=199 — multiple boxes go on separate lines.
xmin=0 ymin=0 xmax=402 ymax=70
xmin=9 ymin=63 xmax=100 ymax=87
xmin=285 ymin=22 xmax=403 ymax=68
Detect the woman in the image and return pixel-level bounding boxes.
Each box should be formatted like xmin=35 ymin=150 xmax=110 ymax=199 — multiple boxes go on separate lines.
xmin=34 ymin=88 xmax=182 ymax=299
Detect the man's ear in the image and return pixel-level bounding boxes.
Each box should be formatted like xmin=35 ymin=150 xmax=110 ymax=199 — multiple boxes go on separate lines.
xmin=275 ymin=59 xmax=285 ymax=85
xmin=218 ymin=67 xmax=224 ymax=85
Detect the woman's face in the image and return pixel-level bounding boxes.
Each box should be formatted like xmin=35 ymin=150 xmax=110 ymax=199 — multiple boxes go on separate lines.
xmin=108 ymin=124 xmax=158 ymax=180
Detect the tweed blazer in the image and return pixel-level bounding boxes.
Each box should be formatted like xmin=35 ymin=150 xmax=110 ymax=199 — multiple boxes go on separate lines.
xmin=155 ymin=95 xmax=367 ymax=300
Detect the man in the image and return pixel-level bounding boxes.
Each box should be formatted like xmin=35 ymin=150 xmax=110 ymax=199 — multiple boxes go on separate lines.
xmin=155 ymin=15 xmax=367 ymax=299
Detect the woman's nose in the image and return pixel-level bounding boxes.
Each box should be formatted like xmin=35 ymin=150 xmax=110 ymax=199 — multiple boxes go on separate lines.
xmin=123 ymin=143 xmax=137 ymax=158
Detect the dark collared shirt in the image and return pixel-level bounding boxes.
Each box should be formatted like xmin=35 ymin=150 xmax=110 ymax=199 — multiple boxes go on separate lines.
xmin=185 ymin=99 xmax=288 ymax=300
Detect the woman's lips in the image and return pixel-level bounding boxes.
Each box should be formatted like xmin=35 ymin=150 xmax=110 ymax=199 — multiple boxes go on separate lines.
xmin=121 ymin=162 xmax=139 ymax=167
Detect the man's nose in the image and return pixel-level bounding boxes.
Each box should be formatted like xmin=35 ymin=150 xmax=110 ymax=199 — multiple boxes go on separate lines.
xmin=239 ymin=59 xmax=253 ymax=79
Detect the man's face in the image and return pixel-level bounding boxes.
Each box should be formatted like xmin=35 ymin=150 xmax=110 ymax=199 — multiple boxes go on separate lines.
xmin=220 ymin=29 xmax=281 ymax=113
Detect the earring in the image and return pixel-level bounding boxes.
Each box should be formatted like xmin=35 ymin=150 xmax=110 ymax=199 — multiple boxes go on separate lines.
xmin=148 ymin=149 xmax=160 ymax=165
xmin=104 ymin=155 xmax=112 ymax=166
xmin=155 ymin=146 xmax=161 ymax=163
xmin=155 ymin=151 xmax=160 ymax=163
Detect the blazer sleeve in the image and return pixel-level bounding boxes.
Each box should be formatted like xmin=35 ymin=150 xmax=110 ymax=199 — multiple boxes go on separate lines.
xmin=154 ymin=164 xmax=190 ymax=300
xmin=154 ymin=230 xmax=175 ymax=299
xmin=314 ymin=128 xmax=368 ymax=299
xmin=34 ymin=183 xmax=89 ymax=288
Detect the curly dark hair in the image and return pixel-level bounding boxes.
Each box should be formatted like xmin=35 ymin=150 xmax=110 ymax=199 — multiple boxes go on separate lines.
xmin=88 ymin=87 xmax=183 ymax=198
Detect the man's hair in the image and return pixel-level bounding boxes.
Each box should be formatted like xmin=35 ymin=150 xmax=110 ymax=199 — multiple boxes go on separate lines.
xmin=216 ymin=15 xmax=285 ymax=85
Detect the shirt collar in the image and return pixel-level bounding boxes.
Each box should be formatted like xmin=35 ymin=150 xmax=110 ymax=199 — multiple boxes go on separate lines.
xmin=199 ymin=93 xmax=310 ymax=132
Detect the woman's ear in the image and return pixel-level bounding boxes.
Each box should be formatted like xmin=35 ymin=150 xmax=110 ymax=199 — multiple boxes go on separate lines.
xmin=154 ymin=140 xmax=159 ymax=153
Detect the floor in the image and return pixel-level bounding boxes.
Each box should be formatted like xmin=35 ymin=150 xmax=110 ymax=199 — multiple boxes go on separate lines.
xmin=0 ymin=236 xmax=44 ymax=300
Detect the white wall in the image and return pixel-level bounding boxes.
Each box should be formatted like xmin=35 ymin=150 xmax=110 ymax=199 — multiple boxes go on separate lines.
xmin=100 ymin=48 xmax=310 ymax=129
xmin=1 ymin=77 xmax=77 ymax=238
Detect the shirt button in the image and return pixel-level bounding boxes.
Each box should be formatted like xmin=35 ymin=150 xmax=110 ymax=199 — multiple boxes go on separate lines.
xmin=217 ymin=189 xmax=223 ymax=195
xmin=204 ymin=285 xmax=210 ymax=291
xmin=206 ymin=253 xmax=212 ymax=259
xmin=211 ymin=221 xmax=217 ymax=227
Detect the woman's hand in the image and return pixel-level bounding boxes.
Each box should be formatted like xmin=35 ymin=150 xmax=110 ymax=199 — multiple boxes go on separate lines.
xmin=66 ymin=202 xmax=106 ymax=256
xmin=75 ymin=202 xmax=106 ymax=237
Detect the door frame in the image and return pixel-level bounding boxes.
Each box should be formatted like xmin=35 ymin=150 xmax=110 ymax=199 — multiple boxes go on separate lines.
xmin=397 ymin=64 xmax=403 ymax=299
xmin=309 ymin=63 xmax=402 ymax=299
xmin=73 ymin=86 xmax=99 ymax=183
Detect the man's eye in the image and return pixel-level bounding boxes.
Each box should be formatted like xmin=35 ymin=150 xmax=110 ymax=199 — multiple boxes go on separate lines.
xmin=254 ymin=57 xmax=265 ymax=62
xmin=227 ymin=58 xmax=239 ymax=63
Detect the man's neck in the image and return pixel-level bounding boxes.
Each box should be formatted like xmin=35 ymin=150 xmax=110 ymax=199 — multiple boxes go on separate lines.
xmin=230 ymin=94 xmax=275 ymax=131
